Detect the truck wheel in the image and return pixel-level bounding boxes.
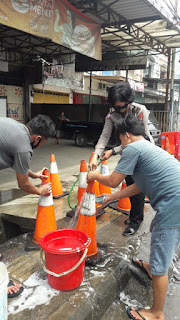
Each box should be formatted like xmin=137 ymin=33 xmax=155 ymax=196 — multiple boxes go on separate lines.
xmin=75 ymin=133 xmax=87 ymax=147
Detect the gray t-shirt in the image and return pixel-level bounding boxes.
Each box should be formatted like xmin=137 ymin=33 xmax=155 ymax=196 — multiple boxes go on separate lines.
xmin=0 ymin=118 xmax=33 ymax=174
xmin=115 ymin=139 xmax=180 ymax=228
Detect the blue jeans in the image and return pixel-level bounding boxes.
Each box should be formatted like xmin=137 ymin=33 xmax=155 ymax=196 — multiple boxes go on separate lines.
xmin=150 ymin=224 xmax=180 ymax=276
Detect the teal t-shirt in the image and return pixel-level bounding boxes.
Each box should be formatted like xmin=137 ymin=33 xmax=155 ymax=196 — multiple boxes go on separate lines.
xmin=115 ymin=139 xmax=180 ymax=228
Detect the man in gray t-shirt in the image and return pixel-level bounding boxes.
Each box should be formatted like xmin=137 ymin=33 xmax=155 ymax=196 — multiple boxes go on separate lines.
xmin=0 ymin=115 xmax=56 ymax=196
xmin=87 ymin=116 xmax=180 ymax=320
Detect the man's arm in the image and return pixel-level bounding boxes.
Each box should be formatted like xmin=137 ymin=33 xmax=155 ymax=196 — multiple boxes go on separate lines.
xmin=16 ymin=172 xmax=51 ymax=195
xmin=90 ymin=117 xmax=113 ymax=170
xmin=94 ymin=117 xmax=114 ymax=157
xmin=88 ymin=171 xmax=126 ymax=188
xmin=137 ymin=105 xmax=154 ymax=144
xmin=103 ymin=183 xmax=141 ymax=205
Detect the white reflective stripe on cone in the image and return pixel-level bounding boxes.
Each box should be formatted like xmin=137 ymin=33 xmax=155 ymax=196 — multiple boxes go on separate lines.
xmin=50 ymin=161 xmax=58 ymax=174
xmin=80 ymin=193 xmax=96 ymax=216
xmin=39 ymin=194 xmax=53 ymax=207
xmin=100 ymin=164 xmax=109 ymax=176
xmin=78 ymin=172 xmax=88 ymax=189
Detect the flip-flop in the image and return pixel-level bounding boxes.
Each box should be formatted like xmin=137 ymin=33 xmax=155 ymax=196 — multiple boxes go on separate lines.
xmin=8 ymin=280 xmax=24 ymax=299
xmin=127 ymin=306 xmax=147 ymax=320
xmin=0 ymin=253 xmax=3 ymax=261
xmin=132 ymin=257 xmax=152 ymax=280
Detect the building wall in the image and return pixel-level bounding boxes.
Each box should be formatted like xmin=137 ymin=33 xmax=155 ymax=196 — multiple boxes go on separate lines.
xmin=0 ymin=84 xmax=24 ymax=122
xmin=33 ymin=92 xmax=69 ymax=104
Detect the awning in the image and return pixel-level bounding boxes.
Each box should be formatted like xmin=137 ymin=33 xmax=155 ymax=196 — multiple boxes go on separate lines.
xmin=69 ymin=0 xmax=180 ymax=54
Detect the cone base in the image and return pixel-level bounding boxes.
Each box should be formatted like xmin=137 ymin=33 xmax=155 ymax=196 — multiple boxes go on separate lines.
xmin=96 ymin=208 xmax=105 ymax=219
xmin=85 ymin=249 xmax=102 ymax=266
xmin=109 ymin=201 xmax=130 ymax=215
xmin=25 ymin=233 xmax=40 ymax=251
xmin=53 ymin=191 xmax=69 ymax=199
xmin=66 ymin=208 xmax=76 ymax=218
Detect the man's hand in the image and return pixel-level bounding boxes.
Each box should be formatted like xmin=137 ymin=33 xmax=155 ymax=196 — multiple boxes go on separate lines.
xmin=89 ymin=154 xmax=98 ymax=171
xmin=87 ymin=171 xmax=98 ymax=183
xmin=28 ymin=168 xmax=49 ymax=180
xmin=101 ymin=150 xmax=113 ymax=161
xmin=38 ymin=183 xmax=52 ymax=195
xmin=96 ymin=194 xmax=112 ymax=206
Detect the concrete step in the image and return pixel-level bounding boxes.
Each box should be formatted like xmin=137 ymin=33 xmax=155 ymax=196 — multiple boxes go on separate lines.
xmin=1 ymin=206 xmax=153 ymax=320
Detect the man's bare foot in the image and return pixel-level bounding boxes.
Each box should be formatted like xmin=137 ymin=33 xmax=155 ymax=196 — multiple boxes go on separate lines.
xmin=134 ymin=258 xmax=152 ymax=280
xmin=129 ymin=307 xmax=165 ymax=320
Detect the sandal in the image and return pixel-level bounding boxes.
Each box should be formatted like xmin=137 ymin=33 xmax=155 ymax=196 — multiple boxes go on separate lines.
xmin=8 ymin=280 xmax=24 ymax=299
xmin=132 ymin=257 xmax=152 ymax=280
xmin=127 ymin=306 xmax=147 ymax=320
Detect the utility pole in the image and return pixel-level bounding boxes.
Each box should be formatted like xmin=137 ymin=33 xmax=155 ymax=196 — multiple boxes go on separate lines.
xmin=165 ymin=49 xmax=171 ymax=111
xmin=88 ymin=71 xmax=92 ymax=122
xmin=170 ymin=48 xmax=176 ymax=131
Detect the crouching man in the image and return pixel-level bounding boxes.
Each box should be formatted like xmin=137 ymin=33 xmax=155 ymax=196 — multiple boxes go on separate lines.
xmin=0 ymin=114 xmax=56 ymax=195
xmin=87 ymin=115 xmax=180 ymax=320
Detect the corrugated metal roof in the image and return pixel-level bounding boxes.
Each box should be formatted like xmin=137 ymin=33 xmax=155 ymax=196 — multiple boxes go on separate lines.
xmin=69 ymin=0 xmax=180 ymax=54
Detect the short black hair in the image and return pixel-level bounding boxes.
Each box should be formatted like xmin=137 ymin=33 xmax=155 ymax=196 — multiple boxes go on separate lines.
xmin=108 ymin=82 xmax=135 ymax=105
xmin=27 ymin=115 xmax=56 ymax=138
xmin=115 ymin=116 xmax=146 ymax=140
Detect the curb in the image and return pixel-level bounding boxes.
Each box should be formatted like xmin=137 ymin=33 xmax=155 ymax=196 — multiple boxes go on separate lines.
xmin=48 ymin=260 xmax=131 ymax=320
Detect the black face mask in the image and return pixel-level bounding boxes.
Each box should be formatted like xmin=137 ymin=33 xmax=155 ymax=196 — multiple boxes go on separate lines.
xmin=31 ymin=138 xmax=42 ymax=149
xmin=114 ymin=103 xmax=128 ymax=114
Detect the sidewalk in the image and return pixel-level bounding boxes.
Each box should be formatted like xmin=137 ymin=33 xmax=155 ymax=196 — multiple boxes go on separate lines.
xmin=0 ymin=139 xmax=179 ymax=319
xmin=1 ymin=204 xmax=153 ymax=320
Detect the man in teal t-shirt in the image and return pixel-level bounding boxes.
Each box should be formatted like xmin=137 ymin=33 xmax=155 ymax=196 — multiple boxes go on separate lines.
xmin=87 ymin=116 xmax=180 ymax=320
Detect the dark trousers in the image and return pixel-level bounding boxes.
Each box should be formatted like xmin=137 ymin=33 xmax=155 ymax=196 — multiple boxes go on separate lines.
xmin=125 ymin=175 xmax=145 ymax=229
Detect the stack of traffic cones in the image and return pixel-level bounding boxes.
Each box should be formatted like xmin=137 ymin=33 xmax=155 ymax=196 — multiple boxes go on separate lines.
xmin=109 ymin=180 xmax=131 ymax=214
xmin=33 ymin=169 xmax=57 ymax=244
xmin=76 ymin=181 xmax=102 ymax=265
xmin=76 ymin=160 xmax=88 ymax=214
xmin=50 ymin=154 xmax=69 ymax=199
xmin=164 ymin=137 xmax=171 ymax=154
xmin=99 ymin=160 xmax=112 ymax=195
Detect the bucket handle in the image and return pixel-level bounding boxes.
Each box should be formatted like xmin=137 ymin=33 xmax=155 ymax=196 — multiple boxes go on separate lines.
xmin=40 ymin=248 xmax=88 ymax=278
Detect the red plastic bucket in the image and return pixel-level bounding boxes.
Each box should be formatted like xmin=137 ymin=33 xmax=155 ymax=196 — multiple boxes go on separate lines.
xmin=40 ymin=229 xmax=91 ymax=291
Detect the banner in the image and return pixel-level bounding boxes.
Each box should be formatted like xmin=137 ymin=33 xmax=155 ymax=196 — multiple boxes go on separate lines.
xmin=0 ymin=0 xmax=102 ymax=60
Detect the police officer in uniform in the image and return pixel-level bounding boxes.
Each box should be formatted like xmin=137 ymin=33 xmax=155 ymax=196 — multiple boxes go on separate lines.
xmin=90 ymin=82 xmax=154 ymax=236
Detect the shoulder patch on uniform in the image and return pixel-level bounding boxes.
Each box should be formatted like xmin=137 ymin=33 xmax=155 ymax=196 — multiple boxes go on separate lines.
xmin=138 ymin=112 xmax=144 ymax=120
xmin=106 ymin=113 xmax=111 ymax=119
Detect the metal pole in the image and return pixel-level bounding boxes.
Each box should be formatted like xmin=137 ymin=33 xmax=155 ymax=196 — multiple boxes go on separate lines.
xmin=88 ymin=71 xmax=92 ymax=122
xmin=170 ymin=48 xmax=176 ymax=131
xmin=126 ymin=68 xmax=128 ymax=81
xmin=165 ymin=49 xmax=171 ymax=111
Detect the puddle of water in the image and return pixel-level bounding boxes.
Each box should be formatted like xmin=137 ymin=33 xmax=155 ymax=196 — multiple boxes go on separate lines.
xmin=8 ymin=271 xmax=59 ymax=315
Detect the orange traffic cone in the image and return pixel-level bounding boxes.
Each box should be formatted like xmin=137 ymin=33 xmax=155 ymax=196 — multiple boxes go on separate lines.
xmin=77 ymin=160 xmax=88 ymax=214
xmin=99 ymin=160 xmax=112 ymax=195
xmin=109 ymin=181 xmax=131 ymax=214
xmin=50 ymin=154 xmax=68 ymax=199
xmin=164 ymin=136 xmax=171 ymax=154
xmin=76 ymin=181 xmax=102 ymax=265
xmin=33 ymin=169 xmax=57 ymax=244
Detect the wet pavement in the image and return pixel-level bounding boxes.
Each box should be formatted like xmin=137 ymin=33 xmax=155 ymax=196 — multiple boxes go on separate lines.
xmin=0 ymin=139 xmax=180 ymax=319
